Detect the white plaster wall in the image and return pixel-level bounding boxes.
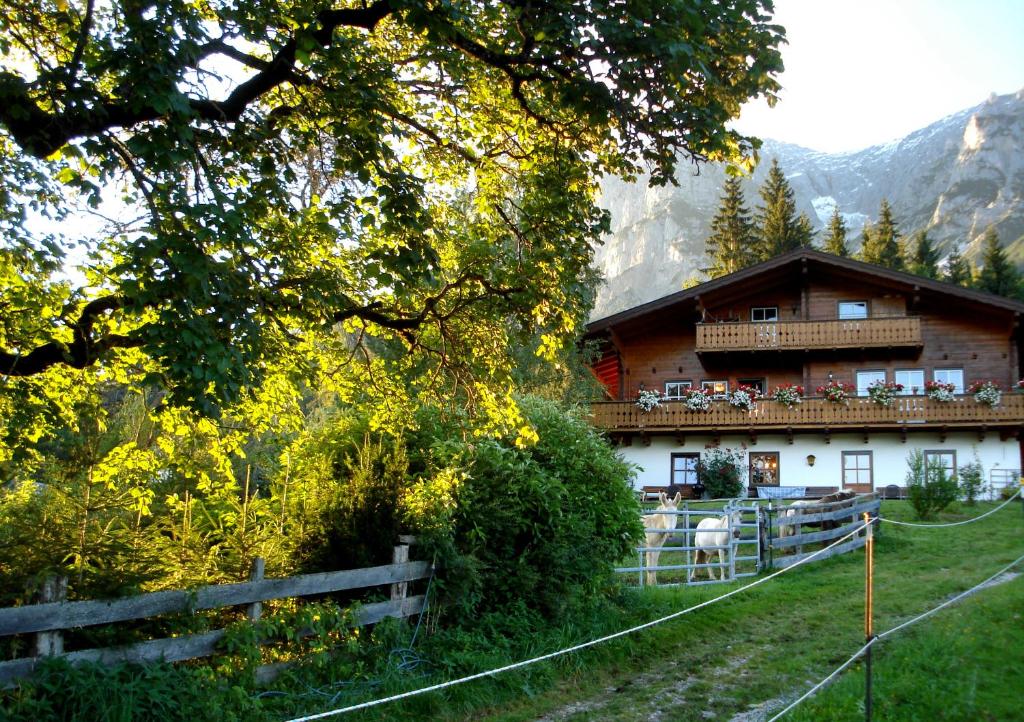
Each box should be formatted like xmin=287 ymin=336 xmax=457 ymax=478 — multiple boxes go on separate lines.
xmin=618 ymin=432 xmax=1019 ymax=490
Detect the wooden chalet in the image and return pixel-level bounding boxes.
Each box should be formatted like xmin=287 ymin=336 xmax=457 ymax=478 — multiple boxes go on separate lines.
xmin=586 ymin=248 xmax=1024 ymax=497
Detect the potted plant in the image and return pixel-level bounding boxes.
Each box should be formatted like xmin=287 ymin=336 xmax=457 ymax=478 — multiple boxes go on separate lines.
xmin=816 ymin=380 xmax=855 ymax=404
xmin=968 ymin=380 xmax=1002 ymax=408
xmin=682 ymin=387 xmax=713 ymax=412
xmin=770 ymin=383 xmax=804 ymax=408
xmin=635 ymin=388 xmax=662 ymax=412
xmin=727 ymin=384 xmax=758 ymax=410
xmin=924 ymin=380 xmax=956 ymax=402
xmin=867 ymin=380 xmax=903 ymax=407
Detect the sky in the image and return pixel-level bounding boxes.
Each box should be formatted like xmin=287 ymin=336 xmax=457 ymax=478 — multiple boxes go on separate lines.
xmin=732 ymin=0 xmax=1024 ymax=153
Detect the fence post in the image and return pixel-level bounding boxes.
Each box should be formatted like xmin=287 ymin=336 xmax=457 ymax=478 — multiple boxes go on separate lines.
xmin=391 ymin=542 xmax=410 ymax=601
xmin=33 ymin=575 xmax=68 ymax=657
xmin=246 ymin=557 xmax=266 ymax=622
xmin=864 ymin=512 xmax=875 ymax=722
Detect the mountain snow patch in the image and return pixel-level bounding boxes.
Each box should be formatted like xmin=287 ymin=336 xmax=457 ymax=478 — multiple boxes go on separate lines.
xmin=811 ymin=196 xmax=836 ymax=223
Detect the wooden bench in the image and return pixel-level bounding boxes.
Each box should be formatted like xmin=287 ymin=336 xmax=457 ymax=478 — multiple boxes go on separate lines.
xmin=640 ymin=485 xmax=699 ymax=502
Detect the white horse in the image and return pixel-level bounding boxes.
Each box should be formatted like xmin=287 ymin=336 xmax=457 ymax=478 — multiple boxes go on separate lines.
xmin=689 ymin=507 xmax=742 ymax=582
xmin=643 ymin=491 xmax=681 ymax=585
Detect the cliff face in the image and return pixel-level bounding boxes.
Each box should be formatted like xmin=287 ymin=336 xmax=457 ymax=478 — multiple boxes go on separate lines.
xmin=592 ymin=88 xmax=1024 ymax=319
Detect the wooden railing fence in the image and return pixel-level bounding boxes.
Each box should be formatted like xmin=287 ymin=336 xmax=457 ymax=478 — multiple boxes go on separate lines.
xmin=765 ymin=495 xmax=881 ymax=569
xmin=0 ymin=537 xmax=430 ymax=686
xmin=696 ymin=316 xmax=922 ymax=352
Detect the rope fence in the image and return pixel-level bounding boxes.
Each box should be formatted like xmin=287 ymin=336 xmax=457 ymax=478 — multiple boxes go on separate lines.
xmin=766 ymin=550 xmax=1024 ymax=721
xmin=284 ymin=492 xmax=1022 ymax=722
xmin=284 ymin=522 xmax=871 ymax=722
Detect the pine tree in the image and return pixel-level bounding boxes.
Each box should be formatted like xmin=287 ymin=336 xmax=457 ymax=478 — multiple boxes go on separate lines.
xmin=976 ymin=227 xmax=1021 ymax=298
xmin=795 ymin=212 xmax=816 ymax=248
xmin=906 ymin=230 xmax=940 ymax=279
xmin=822 ymin=206 xmax=849 ymax=257
xmin=943 ymin=246 xmax=972 ymax=287
xmin=858 ymin=223 xmax=873 ymax=261
xmin=704 ymin=176 xmax=756 ymax=278
xmin=860 ymin=199 xmax=903 ymax=270
xmin=754 ymin=158 xmax=803 ymax=260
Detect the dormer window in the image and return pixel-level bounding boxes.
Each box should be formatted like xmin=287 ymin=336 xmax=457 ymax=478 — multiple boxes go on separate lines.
xmin=750 ymin=306 xmax=779 ymax=322
xmin=838 ymin=301 xmax=868 ymax=319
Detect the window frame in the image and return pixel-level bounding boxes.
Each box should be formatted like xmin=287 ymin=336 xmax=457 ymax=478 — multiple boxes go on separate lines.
xmin=670 ymin=452 xmax=701 ymax=487
xmin=924 ymin=450 xmax=957 ymax=481
xmin=855 ymin=369 xmax=887 ymax=396
xmin=701 ymin=379 xmax=729 ymax=399
xmin=933 ymin=368 xmax=965 ymax=394
xmin=842 ymin=450 xmax=874 ymax=489
xmin=737 ymin=378 xmax=766 ymax=396
xmin=838 ymin=300 xmax=869 ymax=320
xmin=750 ymin=306 xmax=779 ymax=323
xmin=894 ymin=368 xmax=925 ymax=395
xmin=663 ymin=380 xmax=693 ymax=400
xmin=749 ymin=451 xmax=780 ymax=487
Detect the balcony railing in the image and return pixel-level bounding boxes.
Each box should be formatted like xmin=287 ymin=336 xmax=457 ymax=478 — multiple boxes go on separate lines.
xmin=695 ymin=317 xmax=922 ymax=352
xmin=590 ymin=394 xmax=1024 ymax=432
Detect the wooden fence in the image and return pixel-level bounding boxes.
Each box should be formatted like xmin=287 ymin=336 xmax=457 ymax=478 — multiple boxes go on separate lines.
xmin=765 ymin=494 xmax=881 ymax=569
xmin=0 ymin=538 xmax=431 ymax=686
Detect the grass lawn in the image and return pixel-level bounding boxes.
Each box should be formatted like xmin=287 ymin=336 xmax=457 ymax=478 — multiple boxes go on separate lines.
xmin=335 ymin=499 xmax=1024 ymax=722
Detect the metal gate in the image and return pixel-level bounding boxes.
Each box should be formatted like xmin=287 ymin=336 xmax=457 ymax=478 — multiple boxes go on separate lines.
xmin=616 ymin=501 xmax=763 ymax=587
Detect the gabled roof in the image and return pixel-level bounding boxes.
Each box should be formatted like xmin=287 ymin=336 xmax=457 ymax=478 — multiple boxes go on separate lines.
xmin=587 ymin=247 xmax=1024 ymax=334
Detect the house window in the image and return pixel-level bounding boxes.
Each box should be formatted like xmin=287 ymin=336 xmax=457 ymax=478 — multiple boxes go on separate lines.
xmin=671 ymin=453 xmax=700 ymax=487
xmin=855 ymin=370 xmax=886 ymax=396
xmin=895 ymin=369 xmax=924 ymax=395
xmin=933 ymin=368 xmax=964 ymax=394
xmin=838 ymin=301 xmax=869 ymax=319
xmin=842 ymin=451 xmax=873 ymax=489
xmin=925 ymin=450 xmax=957 ymax=482
xmin=750 ymin=452 xmax=780 ymax=486
xmin=737 ymin=378 xmax=766 ymax=395
xmin=702 ymin=379 xmax=729 ymax=398
xmin=664 ymin=380 xmax=692 ymax=399
xmin=751 ymin=306 xmax=779 ymax=322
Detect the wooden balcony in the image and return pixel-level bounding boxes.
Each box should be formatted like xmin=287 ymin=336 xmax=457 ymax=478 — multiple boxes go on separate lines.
xmin=590 ymin=394 xmax=1024 ymax=435
xmin=695 ymin=317 xmax=922 ymax=353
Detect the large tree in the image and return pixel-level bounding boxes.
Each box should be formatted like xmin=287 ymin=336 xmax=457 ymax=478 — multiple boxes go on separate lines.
xmin=860 ymin=198 xmax=903 ymax=270
xmin=754 ymin=157 xmax=808 ymax=260
xmin=703 ymin=177 xmax=757 ymax=278
xmin=976 ymin=227 xmax=1021 ymax=299
xmin=821 ymin=206 xmax=849 ymax=257
xmin=0 ymin=1 xmax=784 ymax=413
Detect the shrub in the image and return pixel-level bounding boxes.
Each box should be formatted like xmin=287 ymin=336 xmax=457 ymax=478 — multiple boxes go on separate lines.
xmin=697 ymin=447 xmax=746 ymax=499
xmin=957 ymin=454 xmax=985 ymax=506
xmin=906 ymin=449 xmax=958 ymax=519
xmin=407 ymin=396 xmax=642 ymax=622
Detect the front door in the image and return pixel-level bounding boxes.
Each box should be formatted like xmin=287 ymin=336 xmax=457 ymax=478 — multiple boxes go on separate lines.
xmin=842 ymin=450 xmax=873 ymax=494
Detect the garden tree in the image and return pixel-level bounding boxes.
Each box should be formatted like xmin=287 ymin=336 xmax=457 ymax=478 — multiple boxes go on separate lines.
xmin=976 ymin=227 xmax=1021 ymax=299
xmin=822 ymin=206 xmax=849 ymax=256
xmin=0 ymin=0 xmax=785 ymax=419
xmin=906 ymin=230 xmax=940 ymax=279
xmin=754 ymin=158 xmax=807 ymax=260
xmin=860 ymin=198 xmax=903 ymax=270
xmin=703 ymin=176 xmax=757 ymax=278
xmin=943 ymin=245 xmax=973 ymax=287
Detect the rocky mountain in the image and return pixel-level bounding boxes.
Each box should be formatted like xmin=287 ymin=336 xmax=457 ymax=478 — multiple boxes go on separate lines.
xmin=592 ymin=88 xmax=1024 ymax=319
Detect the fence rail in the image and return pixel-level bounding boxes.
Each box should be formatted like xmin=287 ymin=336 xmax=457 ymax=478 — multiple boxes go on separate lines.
xmin=766 ymin=495 xmax=881 ymax=569
xmin=0 ymin=541 xmax=431 ymax=686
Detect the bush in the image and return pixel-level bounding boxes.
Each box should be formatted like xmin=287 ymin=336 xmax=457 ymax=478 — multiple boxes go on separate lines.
xmin=906 ymin=449 xmax=958 ymax=519
xmin=407 ymin=396 xmax=642 ymax=622
xmin=957 ymin=454 xmax=985 ymax=506
xmin=697 ymin=447 xmax=747 ymax=499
